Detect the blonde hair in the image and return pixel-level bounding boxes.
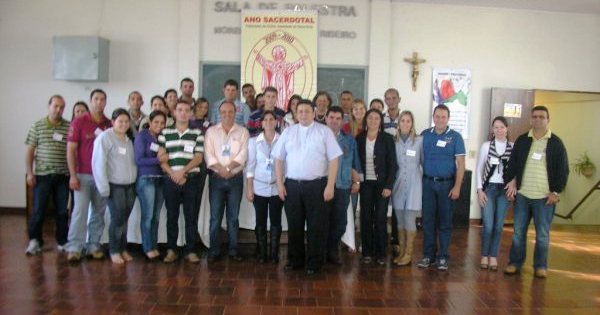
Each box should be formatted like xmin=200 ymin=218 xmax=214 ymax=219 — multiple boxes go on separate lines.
xmin=349 ymin=98 xmax=366 ymax=137
xmin=395 ymin=110 xmax=417 ymax=142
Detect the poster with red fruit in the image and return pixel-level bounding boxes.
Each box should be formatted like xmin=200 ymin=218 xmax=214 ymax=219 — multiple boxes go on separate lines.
xmin=432 ymin=68 xmax=471 ymax=139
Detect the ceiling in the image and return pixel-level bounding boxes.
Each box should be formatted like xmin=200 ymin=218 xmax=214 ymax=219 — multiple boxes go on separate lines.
xmin=392 ymin=0 xmax=600 ymax=15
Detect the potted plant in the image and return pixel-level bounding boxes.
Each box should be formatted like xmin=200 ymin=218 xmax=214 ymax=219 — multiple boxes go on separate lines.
xmin=573 ymin=152 xmax=596 ymax=178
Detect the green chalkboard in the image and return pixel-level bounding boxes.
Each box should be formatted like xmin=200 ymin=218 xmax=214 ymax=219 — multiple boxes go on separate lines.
xmin=200 ymin=63 xmax=367 ymax=105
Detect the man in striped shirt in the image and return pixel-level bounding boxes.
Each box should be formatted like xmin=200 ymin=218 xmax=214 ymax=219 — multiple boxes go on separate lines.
xmin=25 ymin=95 xmax=70 ymax=255
xmin=158 ymin=101 xmax=204 ymax=264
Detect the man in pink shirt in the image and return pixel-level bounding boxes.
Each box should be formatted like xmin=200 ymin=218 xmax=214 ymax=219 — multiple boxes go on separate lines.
xmin=64 ymin=89 xmax=112 ymax=262
xmin=204 ymin=101 xmax=249 ymax=263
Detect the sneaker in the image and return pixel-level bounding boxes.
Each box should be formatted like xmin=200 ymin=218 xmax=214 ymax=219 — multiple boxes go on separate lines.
xmin=361 ymin=256 xmax=372 ymax=264
xmin=185 ymin=253 xmax=200 ymax=264
xmin=436 ymin=258 xmax=448 ymax=271
xmin=67 ymin=252 xmax=81 ymax=262
xmin=25 ymin=239 xmax=41 ymax=256
xmin=90 ymin=250 xmax=105 ymax=260
xmin=534 ymin=268 xmax=547 ymax=278
xmin=417 ymin=257 xmax=433 ymax=268
xmin=163 ymin=249 xmax=178 ymax=263
xmin=504 ymin=264 xmax=519 ymax=275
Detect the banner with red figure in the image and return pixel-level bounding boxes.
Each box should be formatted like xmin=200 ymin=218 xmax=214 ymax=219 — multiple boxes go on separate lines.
xmin=432 ymin=68 xmax=471 ymax=138
xmin=241 ymin=10 xmax=318 ymax=112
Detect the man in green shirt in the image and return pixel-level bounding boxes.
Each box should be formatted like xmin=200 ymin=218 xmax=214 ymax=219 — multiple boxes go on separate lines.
xmin=25 ymin=95 xmax=70 ymax=255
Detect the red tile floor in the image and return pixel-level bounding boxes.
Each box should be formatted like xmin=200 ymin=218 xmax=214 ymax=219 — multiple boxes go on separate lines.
xmin=1 ymin=213 xmax=599 ymax=315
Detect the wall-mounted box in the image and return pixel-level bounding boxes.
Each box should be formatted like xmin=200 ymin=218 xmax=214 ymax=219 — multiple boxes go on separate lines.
xmin=53 ymin=36 xmax=109 ymax=81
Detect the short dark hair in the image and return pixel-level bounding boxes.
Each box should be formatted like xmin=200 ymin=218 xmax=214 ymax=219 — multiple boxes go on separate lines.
xmin=369 ymin=98 xmax=384 ymax=109
xmin=263 ymin=86 xmax=278 ymax=95
xmin=242 ymin=83 xmax=254 ymax=90
xmin=531 ymin=105 xmax=550 ymax=118
xmin=174 ymin=100 xmax=192 ymax=110
xmin=340 ymin=90 xmax=353 ymax=96
xmin=326 ymin=106 xmax=344 ymax=117
xmin=433 ymin=104 xmax=450 ymax=117
xmin=71 ymin=101 xmax=89 ymax=120
xmin=90 ymin=89 xmax=106 ymax=100
xmin=180 ymin=77 xmax=194 ymax=87
xmin=164 ymin=89 xmax=177 ymax=98
xmin=296 ymin=99 xmax=315 ymax=110
xmin=111 ymin=108 xmax=130 ymax=121
xmin=219 ymin=100 xmax=236 ymax=111
xmin=224 ymin=79 xmax=239 ymax=89
xmin=195 ymin=97 xmax=208 ymax=106
xmin=48 ymin=94 xmax=64 ymax=105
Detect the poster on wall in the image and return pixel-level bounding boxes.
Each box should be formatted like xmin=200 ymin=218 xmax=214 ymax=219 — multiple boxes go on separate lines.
xmin=241 ymin=10 xmax=318 ymax=112
xmin=432 ymin=68 xmax=471 ymax=139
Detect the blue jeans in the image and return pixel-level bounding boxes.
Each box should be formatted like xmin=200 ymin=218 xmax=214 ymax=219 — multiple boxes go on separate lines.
xmin=327 ymin=188 xmax=350 ymax=254
xmin=163 ymin=173 xmax=202 ymax=255
xmin=28 ymin=174 xmax=69 ymax=246
xmin=480 ymin=183 xmax=509 ymax=257
xmin=508 ymin=193 xmax=555 ymax=270
xmin=421 ymin=177 xmax=454 ymax=260
xmin=107 ymin=183 xmax=136 ymax=255
xmin=136 ymin=176 xmax=164 ymax=253
xmin=208 ymin=174 xmax=243 ymax=257
xmin=65 ymin=174 xmax=107 ymax=253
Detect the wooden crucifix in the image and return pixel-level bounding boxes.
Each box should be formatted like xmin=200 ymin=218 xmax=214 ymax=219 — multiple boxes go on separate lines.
xmin=404 ymin=52 xmax=426 ymax=91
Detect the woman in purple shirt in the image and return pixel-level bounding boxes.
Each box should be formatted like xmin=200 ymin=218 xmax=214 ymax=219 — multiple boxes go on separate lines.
xmin=134 ymin=110 xmax=167 ymax=260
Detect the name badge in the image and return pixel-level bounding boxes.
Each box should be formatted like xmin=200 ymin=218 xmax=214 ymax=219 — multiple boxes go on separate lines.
xmin=265 ymin=158 xmax=273 ymax=171
xmin=117 ymin=147 xmax=127 ymax=155
xmin=94 ymin=128 xmax=102 ymax=136
xmin=184 ymin=145 xmax=194 ymax=153
xmin=490 ymin=157 xmax=500 ymax=165
xmin=436 ymin=140 xmax=447 ymax=147
xmin=406 ymin=149 xmax=416 ymax=157
xmin=52 ymin=133 xmax=63 ymax=141
xmin=149 ymin=143 xmax=159 ymax=152
xmin=221 ymin=144 xmax=231 ymax=157
xmin=532 ymin=152 xmax=543 ymax=160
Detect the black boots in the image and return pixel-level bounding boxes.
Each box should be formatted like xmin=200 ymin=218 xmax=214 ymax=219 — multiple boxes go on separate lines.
xmin=270 ymin=226 xmax=282 ymax=264
xmin=255 ymin=227 xmax=268 ymax=263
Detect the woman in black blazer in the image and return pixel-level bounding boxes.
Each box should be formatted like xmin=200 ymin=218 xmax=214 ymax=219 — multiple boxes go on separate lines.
xmin=357 ymin=109 xmax=398 ymax=265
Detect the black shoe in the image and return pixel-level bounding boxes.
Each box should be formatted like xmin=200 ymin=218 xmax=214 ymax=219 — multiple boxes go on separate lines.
xmin=256 ymin=227 xmax=268 ymax=263
xmin=376 ymin=258 xmax=386 ymax=265
xmin=327 ymin=253 xmax=343 ymax=265
xmin=207 ymin=254 xmax=219 ymax=264
xmin=229 ymin=254 xmax=243 ymax=262
xmin=270 ymin=226 xmax=282 ymax=264
xmin=284 ymin=263 xmax=303 ymax=271
xmin=306 ymin=268 xmax=318 ymax=275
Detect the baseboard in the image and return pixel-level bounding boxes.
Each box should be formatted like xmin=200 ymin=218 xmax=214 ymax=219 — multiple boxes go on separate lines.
xmin=470 ymin=218 xmax=482 ymax=226
xmin=0 ymin=207 xmax=25 ymax=215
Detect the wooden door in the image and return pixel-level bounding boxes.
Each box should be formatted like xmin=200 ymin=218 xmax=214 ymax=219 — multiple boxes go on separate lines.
xmin=489 ymin=88 xmax=535 ymax=224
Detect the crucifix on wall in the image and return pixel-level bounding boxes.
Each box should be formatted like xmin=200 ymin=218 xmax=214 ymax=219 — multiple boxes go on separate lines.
xmin=404 ymin=52 xmax=426 ymax=91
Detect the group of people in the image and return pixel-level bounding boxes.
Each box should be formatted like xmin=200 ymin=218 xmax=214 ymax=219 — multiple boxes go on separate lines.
xmin=25 ymin=78 xmax=568 ymax=277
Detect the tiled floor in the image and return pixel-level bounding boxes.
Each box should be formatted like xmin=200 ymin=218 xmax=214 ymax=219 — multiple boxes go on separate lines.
xmin=1 ymin=213 xmax=599 ymax=314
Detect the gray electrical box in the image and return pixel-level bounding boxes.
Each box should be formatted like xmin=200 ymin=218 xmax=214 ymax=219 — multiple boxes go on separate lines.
xmin=53 ymin=36 xmax=109 ymax=82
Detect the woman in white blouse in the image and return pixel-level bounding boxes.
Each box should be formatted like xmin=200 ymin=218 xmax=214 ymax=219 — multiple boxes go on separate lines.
xmin=476 ymin=116 xmax=513 ymax=271
xmin=246 ymin=111 xmax=284 ymax=263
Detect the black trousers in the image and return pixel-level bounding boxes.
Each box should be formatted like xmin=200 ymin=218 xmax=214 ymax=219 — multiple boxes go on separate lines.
xmin=359 ymin=180 xmax=389 ymax=259
xmin=253 ymin=195 xmax=284 ymax=230
xmin=284 ymin=177 xmax=329 ymax=270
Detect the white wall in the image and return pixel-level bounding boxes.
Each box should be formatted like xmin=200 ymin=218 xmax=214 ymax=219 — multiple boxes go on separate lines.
xmin=0 ymin=0 xmax=191 ymax=207
xmin=379 ymin=2 xmax=600 ymax=220
xmin=1 ymin=0 xmax=599 ymax=222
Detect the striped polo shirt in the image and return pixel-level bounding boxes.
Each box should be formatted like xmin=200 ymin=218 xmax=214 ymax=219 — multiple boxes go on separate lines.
xmin=519 ymin=129 xmax=551 ymax=199
xmin=25 ymin=117 xmax=70 ymax=175
xmin=158 ymin=126 xmax=204 ymax=173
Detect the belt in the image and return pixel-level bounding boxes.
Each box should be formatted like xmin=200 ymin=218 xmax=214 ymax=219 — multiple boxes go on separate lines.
xmin=423 ymin=175 xmax=454 ymax=182
xmin=287 ymin=176 xmax=326 ymax=184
